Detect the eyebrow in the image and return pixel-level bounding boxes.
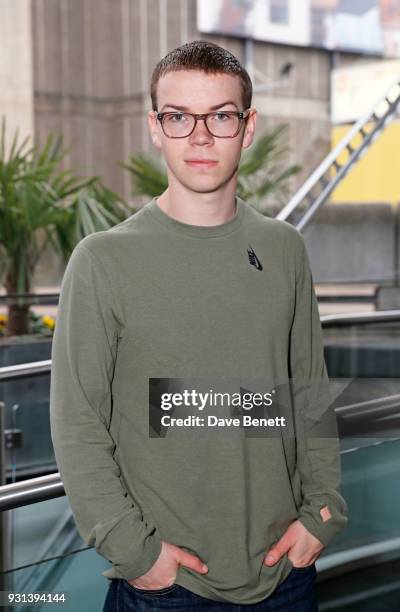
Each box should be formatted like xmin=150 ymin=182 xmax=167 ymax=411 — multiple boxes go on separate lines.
xmin=159 ymin=101 xmax=239 ymax=112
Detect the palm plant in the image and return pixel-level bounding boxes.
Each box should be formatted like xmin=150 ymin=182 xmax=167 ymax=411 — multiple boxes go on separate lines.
xmin=236 ymin=124 xmax=301 ymax=211
xmin=0 ymin=117 xmax=131 ymax=337
xmin=121 ymin=123 xmax=301 ymax=212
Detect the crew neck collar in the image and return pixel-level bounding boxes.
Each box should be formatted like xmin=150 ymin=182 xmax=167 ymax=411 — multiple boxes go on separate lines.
xmin=144 ymin=195 xmax=245 ymax=239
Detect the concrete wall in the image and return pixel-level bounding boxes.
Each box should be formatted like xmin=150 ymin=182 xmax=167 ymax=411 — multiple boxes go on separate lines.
xmin=26 ymin=1 xmax=388 ymax=288
xmin=303 ymin=202 xmax=399 ymax=284
xmin=0 ymin=0 xmax=34 ymax=154
xmin=31 ymin=0 xmax=332 ymax=205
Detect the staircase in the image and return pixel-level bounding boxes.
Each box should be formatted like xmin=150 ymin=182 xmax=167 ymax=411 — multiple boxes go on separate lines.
xmin=276 ymin=76 xmax=400 ymax=232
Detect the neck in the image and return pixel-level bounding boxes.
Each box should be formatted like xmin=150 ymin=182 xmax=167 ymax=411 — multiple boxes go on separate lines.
xmin=155 ymin=181 xmax=238 ymax=227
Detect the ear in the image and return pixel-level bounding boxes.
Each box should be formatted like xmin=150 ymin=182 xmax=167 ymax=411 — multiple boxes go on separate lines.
xmin=242 ymin=108 xmax=258 ymax=151
xmin=148 ymin=110 xmax=162 ymax=151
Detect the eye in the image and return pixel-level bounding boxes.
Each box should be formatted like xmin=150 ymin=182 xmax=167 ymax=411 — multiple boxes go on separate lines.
xmin=170 ymin=113 xmax=186 ymax=122
xmin=214 ymin=112 xmax=230 ymax=121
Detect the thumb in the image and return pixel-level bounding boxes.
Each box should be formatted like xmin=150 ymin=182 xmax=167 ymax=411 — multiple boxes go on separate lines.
xmin=177 ymin=549 xmax=209 ymax=574
xmin=264 ymin=534 xmax=292 ymax=566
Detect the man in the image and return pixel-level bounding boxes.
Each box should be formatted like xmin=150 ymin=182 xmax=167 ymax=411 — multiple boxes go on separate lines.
xmin=50 ymin=40 xmax=348 ymax=611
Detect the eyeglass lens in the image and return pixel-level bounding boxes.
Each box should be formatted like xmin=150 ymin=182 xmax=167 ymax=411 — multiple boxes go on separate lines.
xmin=162 ymin=112 xmax=242 ymax=137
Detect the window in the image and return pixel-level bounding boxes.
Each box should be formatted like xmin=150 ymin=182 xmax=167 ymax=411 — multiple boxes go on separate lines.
xmin=270 ymin=0 xmax=289 ymax=24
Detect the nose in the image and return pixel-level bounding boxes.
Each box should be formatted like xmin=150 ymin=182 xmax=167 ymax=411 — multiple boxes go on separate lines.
xmin=188 ymin=117 xmax=214 ymax=145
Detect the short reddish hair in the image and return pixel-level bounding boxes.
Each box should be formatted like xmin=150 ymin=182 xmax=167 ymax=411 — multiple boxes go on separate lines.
xmin=150 ymin=40 xmax=253 ymax=111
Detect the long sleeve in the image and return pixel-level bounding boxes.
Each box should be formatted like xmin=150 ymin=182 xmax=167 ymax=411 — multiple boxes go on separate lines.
xmin=49 ymin=241 xmax=162 ymax=580
xmin=288 ymin=233 xmax=348 ymax=547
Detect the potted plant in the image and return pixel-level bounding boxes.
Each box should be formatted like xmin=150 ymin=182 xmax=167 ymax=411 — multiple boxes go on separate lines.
xmin=121 ymin=123 xmax=301 ymax=214
xmin=0 ymin=117 xmax=131 ymax=342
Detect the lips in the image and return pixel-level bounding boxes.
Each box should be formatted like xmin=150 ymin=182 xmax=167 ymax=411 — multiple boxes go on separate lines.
xmin=185 ymin=159 xmax=218 ymax=166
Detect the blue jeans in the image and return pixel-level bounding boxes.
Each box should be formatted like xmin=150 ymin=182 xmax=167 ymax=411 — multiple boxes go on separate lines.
xmin=102 ymin=564 xmax=318 ymax=611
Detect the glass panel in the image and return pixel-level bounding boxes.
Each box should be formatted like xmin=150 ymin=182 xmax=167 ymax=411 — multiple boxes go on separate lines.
xmin=1 ymin=549 xmax=109 ymax=612
xmin=331 ymin=438 xmax=400 ymax=552
xmin=0 ymin=336 xmax=54 ymax=480
xmin=324 ymin=322 xmax=400 ymax=378
xmin=0 ymin=497 xmax=111 ymax=612
xmin=2 ymin=371 xmax=56 ymax=480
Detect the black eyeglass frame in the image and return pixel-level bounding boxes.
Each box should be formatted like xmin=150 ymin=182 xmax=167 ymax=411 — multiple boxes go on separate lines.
xmin=155 ymin=109 xmax=251 ymax=138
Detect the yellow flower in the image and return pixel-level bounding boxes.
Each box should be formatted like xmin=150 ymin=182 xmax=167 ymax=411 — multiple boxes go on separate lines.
xmin=42 ymin=315 xmax=55 ymax=330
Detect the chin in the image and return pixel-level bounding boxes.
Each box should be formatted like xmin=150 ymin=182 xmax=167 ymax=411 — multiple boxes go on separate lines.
xmin=183 ymin=180 xmax=226 ymax=194
xmin=180 ymin=174 xmax=228 ymax=189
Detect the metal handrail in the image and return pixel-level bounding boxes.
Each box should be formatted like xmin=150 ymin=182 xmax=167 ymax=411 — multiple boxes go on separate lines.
xmin=0 ymin=312 xmax=399 ymax=538
xmin=0 ymin=360 xmax=52 ymax=381
xmin=1 ymin=429 xmax=400 ymax=580
xmin=1 ymin=310 xmax=399 ymax=383
xmin=0 ymin=369 xmax=399 ymax=578
xmin=321 ymin=309 xmax=400 ymax=327
xmin=0 ymin=293 xmax=59 ymax=306
xmin=276 ymin=75 xmax=400 ymax=231
xmin=0 ymin=285 xmax=387 ymax=305
xmin=0 ymin=474 xmax=64 ymax=511
xmin=1 ymin=391 xmax=400 ymax=510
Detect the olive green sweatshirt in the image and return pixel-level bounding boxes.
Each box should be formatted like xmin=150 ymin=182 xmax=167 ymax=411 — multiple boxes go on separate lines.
xmin=49 ymin=195 xmax=348 ymax=605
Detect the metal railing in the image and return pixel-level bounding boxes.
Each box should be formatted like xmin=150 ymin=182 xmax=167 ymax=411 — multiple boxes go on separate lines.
xmin=276 ymin=77 xmax=400 ymax=231
xmin=0 ymin=474 xmax=64 ymax=511
xmin=1 ymin=308 xmax=400 ymax=582
xmin=321 ymin=309 xmax=400 ymax=327
xmin=0 ymin=294 xmax=59 ymax=306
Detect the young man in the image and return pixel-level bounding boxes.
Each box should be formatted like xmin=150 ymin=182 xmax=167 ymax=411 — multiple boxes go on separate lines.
xmin=50 ymin=40 xmax=348 ymax=611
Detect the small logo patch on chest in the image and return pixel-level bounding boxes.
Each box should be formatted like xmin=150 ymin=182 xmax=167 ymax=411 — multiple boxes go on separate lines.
xmin=247 ymin=245 xmax=263 ymax=271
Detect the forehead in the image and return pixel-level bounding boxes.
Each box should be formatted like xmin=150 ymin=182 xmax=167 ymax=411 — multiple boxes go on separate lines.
xmin=156 ymin=70 xmax=243 ymax=109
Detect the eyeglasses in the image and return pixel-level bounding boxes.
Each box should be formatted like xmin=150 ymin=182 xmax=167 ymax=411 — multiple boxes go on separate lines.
xmin=155 ymin=109 xmax=251 ymax=138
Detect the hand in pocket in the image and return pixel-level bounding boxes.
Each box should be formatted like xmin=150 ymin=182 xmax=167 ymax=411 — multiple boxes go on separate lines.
xmin=126 ymin=540 xmax=208 ymax=590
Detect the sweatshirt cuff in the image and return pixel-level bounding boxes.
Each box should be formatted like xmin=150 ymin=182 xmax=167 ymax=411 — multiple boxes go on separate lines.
xmin=111 ymin=534 xmax=163 ymax=581
xmin=297 ymin=494 xmax=348 ymax=548
xmin=90 ymin=509 xmax=163 ymax=581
